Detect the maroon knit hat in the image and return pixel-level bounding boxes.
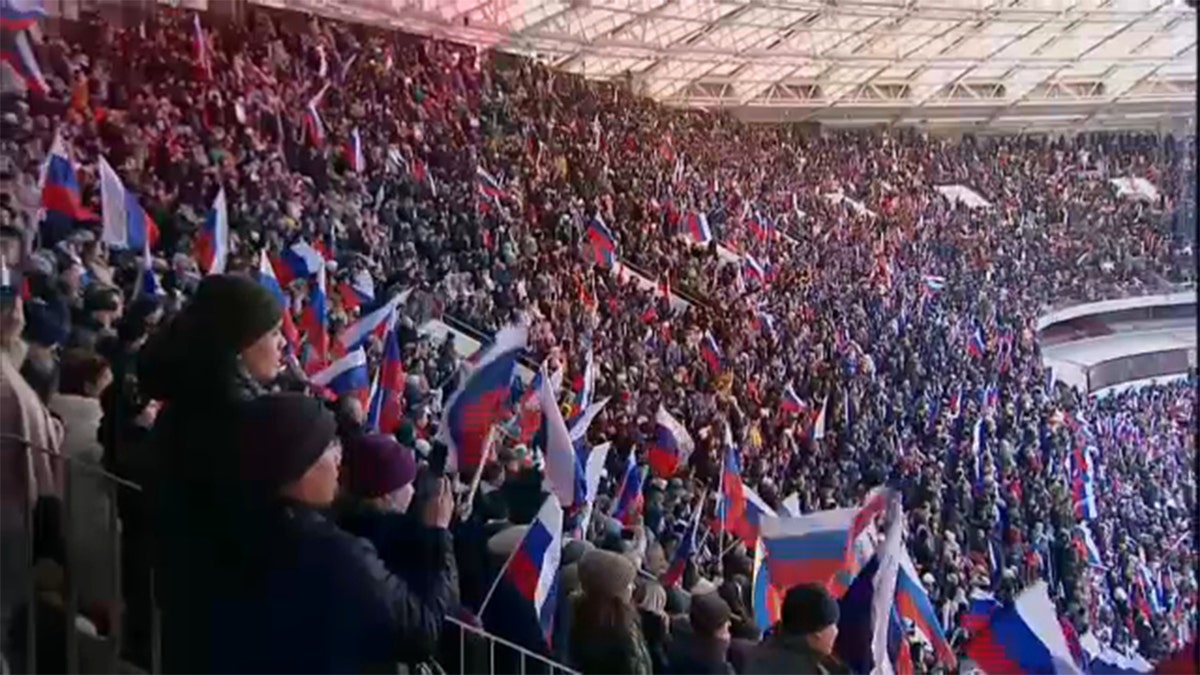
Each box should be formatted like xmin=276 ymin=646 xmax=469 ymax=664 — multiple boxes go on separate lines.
xmin=342 ymin=433 xmax=418 ymax=499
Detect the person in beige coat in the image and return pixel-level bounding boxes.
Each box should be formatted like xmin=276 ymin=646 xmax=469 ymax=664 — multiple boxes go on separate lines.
xmin=48 ymin=349 xmax=116 ymax=627
xmin=1 ymin=288 xmax=63 ymax=656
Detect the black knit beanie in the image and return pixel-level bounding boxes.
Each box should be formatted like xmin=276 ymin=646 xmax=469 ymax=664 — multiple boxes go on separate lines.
xmin=781 ymin=583 xmax=840 ymax=635
xmin=185 ymin=274 xmax=283 ymax=356
xmin=237 ymin=393 xmax=337 ymax=494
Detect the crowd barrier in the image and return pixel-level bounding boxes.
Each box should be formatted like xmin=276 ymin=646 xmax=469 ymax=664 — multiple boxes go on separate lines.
xmin=0 ymin=437 xmax=573 ymax=675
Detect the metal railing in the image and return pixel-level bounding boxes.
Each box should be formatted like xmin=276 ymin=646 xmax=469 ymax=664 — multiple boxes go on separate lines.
xmin=443 ymin=616 xmax=578 ymax=675
xmin=2 ymin=434 xmax=575 ymax=675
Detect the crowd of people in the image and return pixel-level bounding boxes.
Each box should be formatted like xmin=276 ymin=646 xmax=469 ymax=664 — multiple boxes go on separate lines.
xmin=0 ymin=3 xmax=1196 ymax=673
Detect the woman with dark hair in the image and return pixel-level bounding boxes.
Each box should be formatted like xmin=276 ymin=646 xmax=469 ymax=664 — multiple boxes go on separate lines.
xmin=568 ymin=549 xmax=653 ymax=675
xmin=136 ymin=273 xmax=287 ymax=673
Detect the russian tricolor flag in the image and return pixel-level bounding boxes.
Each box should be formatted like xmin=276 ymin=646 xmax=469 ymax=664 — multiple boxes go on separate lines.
xmin=968 ymin=327 xmax=986 ymax=358
xmin=964 ymin=581 xmax=1085 ymax=674
xmin=300 ymin=262 xmax=329 ymax=373
xmin=759 ymin=497 xmax=884 ymax=601
xmin=336 ymin=270 xmax=375 ymax=313
xmin=193 ymin=14 xmax=211 ymax=81
xmin=537 ymin=364 xmax=577 ymax=509
xmin=743 ymin=254 xmax=768 ymax=285
xmin=754 ymin=309 xmax=776 ymax=337
xmin=304 ymin=83 xmax=330 ymax=147
xmin=311 ymin=348 xmax=371 ymax=406
xmin=586 ymin=215 xmax=617 ymax=266
xmin=685 ymin=211 xmax=713 ymax=245
xmin=1 ymin=0 xmax=45 ymax=30
xmin=752 ymin=537 xmax=784 ymax=631
xmin=140 ymin=240 xmax=163 ymax=298
xmin=440 ymin=324 xmax=527 ymax=472
xmin=661 ymin=504 xmax=701 ymax=588
xmin=366 ymin=316 xmax=405 ymax=435
xmin=501 ymin=494 xmax=563 ymax=645
xmin=575 ymin=441 xmax=610 ymax=537
xmin=567 ymin=396 xmax=609 ymax=443
xmin=781 ymin=382 xmax=805 ymax=415
xmin=40 ymin=131 xmax=95 ymax=237
xmin=336 ymin=290 xmax=407 ymax=352
xmin=746 ymin=213 xmax=771 ymax=241
xmin=257 ymin=250 xmax=300 ymax=352
xmin=811 ymin=396 xmax=828 ymax=440
xmin=344 ymin=127 xmax=365 ymax=173
xmin=922 ymin=274 xmax=946 ymax=293
xmin=195 ymin=187 xmax=228 ymax=275
xmin=717 ymin=443 xmax=747 ymax=535
xmin=646 ymin=407 xmax=695 ymax=478
xmin=0 ymin=28 xmax=48 ymax=96
xmin=477 ymin=166 xmax=506 ymax=202
xmin=98 ymin=156 xmax=159 ymax=251
xmin=610 ymin=452 xmax=645 ymax=525
xmin=700 ymin=331 xmax=723 ymax=373
xmin=896 ymin=549 xmax=957 ymax=669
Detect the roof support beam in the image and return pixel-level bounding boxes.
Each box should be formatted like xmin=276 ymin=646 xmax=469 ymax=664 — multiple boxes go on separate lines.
xmin=737 ymin=14 xmax=892 ymax=104
xmin=1077 ymin=40 xmax=1198 ymax=128
xmin=544 ymin=0 xmax=676 ymax=69
xmin=982 ymin=0 xmax=1175 ymax=127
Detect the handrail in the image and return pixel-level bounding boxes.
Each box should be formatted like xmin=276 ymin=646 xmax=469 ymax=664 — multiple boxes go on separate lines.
xmin=5 ymin=432 xmax=581 ymax=675
xmin=444 ymin=615 xmax=579 ymax=675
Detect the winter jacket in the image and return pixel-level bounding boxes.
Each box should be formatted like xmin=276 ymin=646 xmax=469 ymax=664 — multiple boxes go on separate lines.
xmin=47 ymin=393 xmax=114 ymax=612
xmin=205 ymin=501 xmax=455 ymax=673
xmin=137 ymin=317 xmax=270 ymax=673
xmin=335 ymin=499 xmax=460 ymax=603
xmin=744 ymin=632 xmax=852 ymax=675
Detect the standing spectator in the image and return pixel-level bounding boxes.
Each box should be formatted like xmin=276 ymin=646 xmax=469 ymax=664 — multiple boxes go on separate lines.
xmin=668 ymin=591 xmax=735 ymax=674
xmin=569 ymin=549 xmax=653 ymax=674
xmin=745 ymin=583 xmax=850 ymax=675
xmin=204 ymin=393 xmax=455 ymax=672
xmin=0 ymin=285 xmax=62 ymax=661
xmin=136 ymin=274 xmax=285 ymax=673
xmin=47 ymin=349 xmax=115 ymax=627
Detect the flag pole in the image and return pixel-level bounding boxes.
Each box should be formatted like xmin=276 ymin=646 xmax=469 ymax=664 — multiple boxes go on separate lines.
xmin=458 ymin=425 xmax=497 ymax=521
xmin=478 ymin=511 xmax=529 ymax=617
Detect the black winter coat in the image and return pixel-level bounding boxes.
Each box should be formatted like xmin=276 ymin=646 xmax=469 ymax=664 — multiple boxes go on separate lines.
xmin=137 ymin=315 xmax=270 ymax=672
xmin=206 ymin=502 xmax=455 ymax=673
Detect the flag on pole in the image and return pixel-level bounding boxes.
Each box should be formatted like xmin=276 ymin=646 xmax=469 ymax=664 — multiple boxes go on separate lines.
xmin=98 ymin=156 xmax=159 ymax=251
xmin=195 ymin=187 xmax=229 ymax=275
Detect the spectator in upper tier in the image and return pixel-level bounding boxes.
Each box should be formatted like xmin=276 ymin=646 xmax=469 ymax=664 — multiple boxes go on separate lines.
xmin=569 ymin=548 xmax=654 ymax=674
xmin=202 ymin=393 xmax=455 ymax=673
xmin=136 ymin=274 xmax=286 ymax=672
xmin=745 ymin=583 xmax=851 ymax=675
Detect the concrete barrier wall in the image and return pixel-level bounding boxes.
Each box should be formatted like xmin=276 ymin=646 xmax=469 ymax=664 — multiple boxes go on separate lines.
xmin=1036 ymin=290 xmax=1197 ymax=332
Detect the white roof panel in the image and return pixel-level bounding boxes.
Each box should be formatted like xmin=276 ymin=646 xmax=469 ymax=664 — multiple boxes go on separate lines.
xmin=338 ymin=0 xmax=1197 ymax=130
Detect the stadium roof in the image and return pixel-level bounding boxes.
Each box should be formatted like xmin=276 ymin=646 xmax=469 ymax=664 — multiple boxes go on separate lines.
xmin=275 ymin=0 xmax=1199 ymax=132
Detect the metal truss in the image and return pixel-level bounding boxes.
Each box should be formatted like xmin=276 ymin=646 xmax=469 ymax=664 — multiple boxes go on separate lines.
xmin=274 ymin=0 xmax=1196 ymax=131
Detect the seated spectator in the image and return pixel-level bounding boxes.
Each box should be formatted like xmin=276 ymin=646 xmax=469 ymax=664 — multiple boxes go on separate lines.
xmin=569 ymin=549 xmax=653 ymax=674
xmin=668 ymin=591 xmax=734 ymax=674
xmin=206 ymin=392 xmax=455 ymax=673
xmin=746 ymin=583 xmax=850 ymax=675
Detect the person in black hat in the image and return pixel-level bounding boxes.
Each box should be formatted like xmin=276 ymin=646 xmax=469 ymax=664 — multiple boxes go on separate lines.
xmin=668 ymin=591 xmax=735 ymax=674
xmin=745 ymin=583 xmax=851 ymax=675
xmin=198 ymin=393 xmax=455 ymax=674
xmin=135 ymin=273 xmax=288 ymax=673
